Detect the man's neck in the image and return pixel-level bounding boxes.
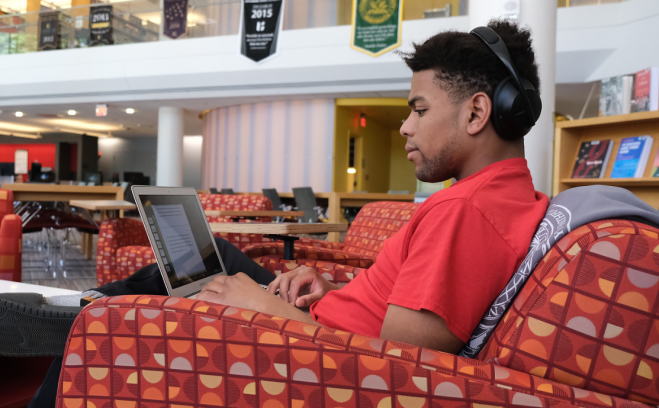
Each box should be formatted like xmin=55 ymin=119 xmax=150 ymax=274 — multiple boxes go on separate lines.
xmin=455 ymin=143 xmax=525 ymax=181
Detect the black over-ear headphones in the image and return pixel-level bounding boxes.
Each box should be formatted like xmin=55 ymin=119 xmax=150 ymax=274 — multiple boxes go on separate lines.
xmin=470 ymin=26 xmax=542 ymax=140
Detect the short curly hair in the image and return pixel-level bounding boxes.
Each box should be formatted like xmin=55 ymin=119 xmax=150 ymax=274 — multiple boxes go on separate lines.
xmin=401 ymin=19 xmax=540 ymax=104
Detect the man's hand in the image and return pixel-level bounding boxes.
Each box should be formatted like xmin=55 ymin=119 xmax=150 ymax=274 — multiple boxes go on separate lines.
xmin=196 ymin=272 xmax=319 ymax=325
xmin=197 ymin=272 xmax=271 ymax=312
xmin=267 ymin=266 xmax=339 ymax=307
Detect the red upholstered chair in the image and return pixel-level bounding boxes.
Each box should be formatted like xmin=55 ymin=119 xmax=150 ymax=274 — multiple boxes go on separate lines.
xmin=96 ymin=218 xmax=152 ymax=286
xmin=242 ymin=201 xmax=419 ymax=268
xmin=0 ymin=189 xmax=21 ymax=282
xmin=96 ymin=194 xmax=274 ymax=286
xmin=60 ymin=219 xmax=659 ymax=408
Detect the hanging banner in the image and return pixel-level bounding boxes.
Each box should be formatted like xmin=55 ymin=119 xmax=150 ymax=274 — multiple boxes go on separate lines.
xmin=163 ymin=0 xmax=188 ymax=39
xmin=89 ymin=4 xmax=113 ymax=46
xmin=238 ymin=0 xmax=285 ymax=63
xmin=351 ymin=0 xmax=403 ymax=57
xmin=38 ymin=11 xmax=60 ymax=51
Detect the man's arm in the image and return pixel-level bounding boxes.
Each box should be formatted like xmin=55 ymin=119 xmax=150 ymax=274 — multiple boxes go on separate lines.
xmin=380 ymin=304 xmax=464 ymax=353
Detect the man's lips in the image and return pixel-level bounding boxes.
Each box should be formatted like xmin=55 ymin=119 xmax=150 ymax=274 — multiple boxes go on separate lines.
xmin=405 ymin=146 xmax=419 ymax=161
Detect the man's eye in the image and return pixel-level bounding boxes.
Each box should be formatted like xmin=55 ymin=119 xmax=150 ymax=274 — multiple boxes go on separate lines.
xmin=415 ymin=109 xmax=427 ymax=116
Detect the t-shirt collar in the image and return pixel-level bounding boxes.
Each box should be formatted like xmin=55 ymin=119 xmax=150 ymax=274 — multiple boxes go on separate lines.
xmin=452 ymin=158 xmax=529 ymax=186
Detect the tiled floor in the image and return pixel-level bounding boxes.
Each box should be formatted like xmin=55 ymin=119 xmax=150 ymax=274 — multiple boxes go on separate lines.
xmin=21 ymin=230 xmax=97 ymax=291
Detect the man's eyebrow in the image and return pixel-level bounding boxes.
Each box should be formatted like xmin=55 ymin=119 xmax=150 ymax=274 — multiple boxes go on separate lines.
xmin=408 ymin=96 xmax=425 ymax=108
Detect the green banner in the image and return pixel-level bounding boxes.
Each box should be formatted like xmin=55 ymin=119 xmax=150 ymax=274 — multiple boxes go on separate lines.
xmin=351 ymin=0 xmax=403 ymax=57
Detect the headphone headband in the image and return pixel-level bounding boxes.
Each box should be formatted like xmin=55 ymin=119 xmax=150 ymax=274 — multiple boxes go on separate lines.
xmin=470 ymin=26 xmax=537 ymax=127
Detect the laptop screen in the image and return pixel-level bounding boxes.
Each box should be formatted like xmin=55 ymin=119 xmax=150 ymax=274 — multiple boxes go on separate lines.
xmin=139 ymin=195 xmax=225 ymax=289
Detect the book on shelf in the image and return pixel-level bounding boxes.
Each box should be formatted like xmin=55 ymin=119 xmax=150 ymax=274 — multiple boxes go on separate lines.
xmin=610 ymin=135 xmax=654 ymax=178
xmin=632 ymin=67 xmax=659 ymax=113
xmin=600 ymin=75 xmax=634 ymax=116
xmin=652 ymin=148 xmax=659 ymax=177
xmin=571 ymin=140 xmax=613 ymax=179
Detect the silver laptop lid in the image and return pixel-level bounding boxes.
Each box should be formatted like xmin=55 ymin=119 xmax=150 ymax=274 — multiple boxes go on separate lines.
xmin=131 ymin=186 xmax=227 ymax=298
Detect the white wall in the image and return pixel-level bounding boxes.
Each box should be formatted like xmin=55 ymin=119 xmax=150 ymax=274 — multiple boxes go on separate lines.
xmin=98 ymin=135 xmax=202 ymax=188
xmin=183 ymin=136 xmax=203 ymax=189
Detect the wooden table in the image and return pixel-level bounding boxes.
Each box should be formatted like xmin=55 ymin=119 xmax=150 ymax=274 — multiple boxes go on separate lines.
xmin=70 ymin=200 xmax=136 ymax=220
xmin=210 ymin=222 xmax=348 ymax=259
xmin=236 ymin=192 xmax=415 ymax=242
xmin=2 ymin=184 xmax=124 ymax=202
xmin=204 ymin=210 xmax=304 ymax=219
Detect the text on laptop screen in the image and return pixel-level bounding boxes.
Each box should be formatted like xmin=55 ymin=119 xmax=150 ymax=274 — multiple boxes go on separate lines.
xmin=140 ymin=195 xmax=224 ymax=289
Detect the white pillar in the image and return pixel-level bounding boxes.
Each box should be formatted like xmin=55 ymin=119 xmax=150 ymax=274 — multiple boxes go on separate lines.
xmin=470 ymin=0 xmax=557 ymax=196
xmin=157 ymin=106 xmax=184 ymax=187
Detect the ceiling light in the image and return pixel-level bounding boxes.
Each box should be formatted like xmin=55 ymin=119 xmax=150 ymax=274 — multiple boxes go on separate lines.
xmin=49 ymin=119 xmax=118 ymax=132
xmin=0 ymin=130 xmax=41 ymax=139
xmin=67 ymin=110 xmax=77 ymax=116
xmin=347 ymin=167 xmax=356 ymax=174
xmin=126 ymin=108 xmax=135 ymax=114
xmin=0 ymin=121 xmax=46 ymax=132
xmin=15 ymin=111 xmax=23 ymax=117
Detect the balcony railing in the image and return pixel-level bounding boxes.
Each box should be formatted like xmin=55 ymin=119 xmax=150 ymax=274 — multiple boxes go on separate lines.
xmin=0 ymin=0 xmax=628 ymax=56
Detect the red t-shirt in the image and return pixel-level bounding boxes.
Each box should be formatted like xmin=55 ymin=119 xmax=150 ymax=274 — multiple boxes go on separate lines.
xmin=310 ymin=158 xmax=549 ymax=342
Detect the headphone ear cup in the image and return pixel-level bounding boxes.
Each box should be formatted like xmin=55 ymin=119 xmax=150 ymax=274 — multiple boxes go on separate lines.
xmin=491 ymin=77 xmax=531 ymax=140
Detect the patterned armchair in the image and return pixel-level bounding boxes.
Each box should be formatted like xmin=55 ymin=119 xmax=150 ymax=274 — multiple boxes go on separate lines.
xmin=242 ymin=201 xmax=419 ymax=268
xmin=60 ymin=219 xmax=659 ymax=407
xmin=0 ymin=189 xmax=21 ymax=282
xmin=96 ymin=194 xmax=274 ymax=286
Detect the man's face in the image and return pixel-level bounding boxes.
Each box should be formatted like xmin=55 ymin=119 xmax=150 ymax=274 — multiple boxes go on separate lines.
xmin=400 ymin=70 xmax=463 ymax=183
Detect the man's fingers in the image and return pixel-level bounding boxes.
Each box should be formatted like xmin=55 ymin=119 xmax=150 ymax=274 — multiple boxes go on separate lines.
xmin=278 ymin=276 xmax=291 ymax=303
xmin=296 ymin=292 xmax=322 ymax=308
xmin=287 ymin=274 xmax=312 ymax=306
xmin=267 ymin=275 xmax=281 ymax=294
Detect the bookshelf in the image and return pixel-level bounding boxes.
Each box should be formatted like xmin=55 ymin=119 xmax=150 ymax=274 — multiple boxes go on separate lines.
xmin=553 ymin=110 xmax=659 ymax=209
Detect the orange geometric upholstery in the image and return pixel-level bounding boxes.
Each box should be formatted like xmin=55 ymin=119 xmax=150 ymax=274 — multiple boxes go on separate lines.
xmin=242 ymin=201 xmax=418 ymax=266
xmin=478 ymin=219 xmax=659 ymax=404
xmin=0 ymin=189 xmax=21 ymax=282
xmin=58 ymin=294 xmax=655 ymax=408
xmin=0 ymin=214 xmax=22 ymax=282
xmin=254 ymin=255 xmax=368 ymax=287
xmin=116 ymin=245 xmax=157 ymax=281
xmin=61 ymin=219 xmax=659 ymax=407
xmin=96 ymin=218 xmax=152 ymax=286
xmin=96 ymin=195 xmax=274 ymax=286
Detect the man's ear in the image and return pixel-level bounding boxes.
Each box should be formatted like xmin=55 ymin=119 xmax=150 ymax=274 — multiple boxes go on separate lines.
xmin=466 ymin=92 xmax=492 ymax=136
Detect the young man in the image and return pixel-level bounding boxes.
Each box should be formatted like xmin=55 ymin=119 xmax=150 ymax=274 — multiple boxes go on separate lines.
xmin=3 ymin=19 xmax=549 ymax=407
xmin=194 ymin=18 xmax=549 ymax=353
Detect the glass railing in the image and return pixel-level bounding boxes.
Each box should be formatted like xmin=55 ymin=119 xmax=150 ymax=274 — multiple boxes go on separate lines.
xmin=0 ymin=0 xmax=469 ymax=56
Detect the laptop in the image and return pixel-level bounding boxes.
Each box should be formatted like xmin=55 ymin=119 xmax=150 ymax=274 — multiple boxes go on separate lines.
xmin=131 ymin=186 xmax=228 ymax=299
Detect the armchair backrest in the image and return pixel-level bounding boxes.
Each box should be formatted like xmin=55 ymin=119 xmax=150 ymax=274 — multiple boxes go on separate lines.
xmin=479 ymin=219 xmax=659 ymax=405
xmin=343 ymin=201 xmax=418 ymax=257
xmin=199 ymin=194 xmax=273 ymax=223
xmin=96 ymin=218 xmax=152 ymax=285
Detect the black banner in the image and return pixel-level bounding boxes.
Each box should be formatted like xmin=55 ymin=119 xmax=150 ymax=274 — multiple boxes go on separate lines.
xmin=38 ymin=12 xmax=60 ymax=51
xmin=163 ymin=0 xmax=188 ymax=39
xmin=89 ymin=5 xmax=113 ymax=46
xmin=240 ymin=0 xmax=285 ymax=63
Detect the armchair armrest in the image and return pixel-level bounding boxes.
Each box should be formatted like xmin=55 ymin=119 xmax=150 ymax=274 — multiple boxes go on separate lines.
xmin=58 ymin=295 xmax=641 ymax=408
xmin=0 ymin=214 xmax=22 ymax=282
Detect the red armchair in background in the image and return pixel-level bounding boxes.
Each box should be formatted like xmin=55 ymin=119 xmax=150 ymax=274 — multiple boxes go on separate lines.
xmin=0 ymin=189 xmax=21 ymax=282
xmin=95 ymin=194 xmax=273 ymax=286
xmin=242 ymin=201 xmax=419 ymax=269
xmin=59 ymin=219 xmax=659 ymax=408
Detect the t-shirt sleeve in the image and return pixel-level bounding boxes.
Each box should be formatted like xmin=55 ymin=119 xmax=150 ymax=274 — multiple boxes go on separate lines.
xmin=387 ymin=199 xmax=517 ymax=343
